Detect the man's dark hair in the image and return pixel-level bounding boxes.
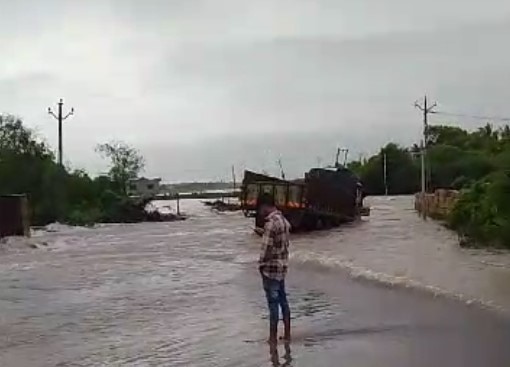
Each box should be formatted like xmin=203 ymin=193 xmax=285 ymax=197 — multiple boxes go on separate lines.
xmin=258 ymin=192 xmax=275 ymax=207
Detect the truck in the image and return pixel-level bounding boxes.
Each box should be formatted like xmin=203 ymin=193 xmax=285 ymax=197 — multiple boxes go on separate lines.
xmin=241 ymin=166 xmax=369 ymax=231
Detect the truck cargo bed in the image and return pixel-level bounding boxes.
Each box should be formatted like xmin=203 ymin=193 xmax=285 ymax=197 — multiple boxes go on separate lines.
xmin=241 ymin=168 xmax=368 ymax=232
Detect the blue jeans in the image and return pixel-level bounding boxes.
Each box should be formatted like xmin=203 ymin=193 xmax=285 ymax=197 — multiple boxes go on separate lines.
xmin=262 ymin=275 xmax=290 ymax=332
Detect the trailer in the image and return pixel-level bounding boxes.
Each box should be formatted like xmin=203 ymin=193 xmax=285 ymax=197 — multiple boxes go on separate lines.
xmin=241 ymin=167 xmax=368 ymax=232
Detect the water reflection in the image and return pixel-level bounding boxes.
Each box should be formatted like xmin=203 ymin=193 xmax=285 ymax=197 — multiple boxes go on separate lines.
xmin=294 ymin=290 xmax=333 ymax=318
xmin=270 ymin=342 xmax=292 ymax=367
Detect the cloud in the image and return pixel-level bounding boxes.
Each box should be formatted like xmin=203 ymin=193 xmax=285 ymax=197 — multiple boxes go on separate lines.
xmin=2 ymin=0 xmax=510 ymax=180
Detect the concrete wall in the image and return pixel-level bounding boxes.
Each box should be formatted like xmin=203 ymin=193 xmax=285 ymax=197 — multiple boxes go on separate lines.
xmin=414 ymin=189 xmax=459 ymax=219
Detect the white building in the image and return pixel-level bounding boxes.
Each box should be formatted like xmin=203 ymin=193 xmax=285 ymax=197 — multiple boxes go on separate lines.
xmin=128 ymin=177 xmax=161 ymax=197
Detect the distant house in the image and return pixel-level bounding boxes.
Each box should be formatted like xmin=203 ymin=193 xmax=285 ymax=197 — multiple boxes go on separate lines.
xmin=128 ymin=177 xmax=161 ymax=197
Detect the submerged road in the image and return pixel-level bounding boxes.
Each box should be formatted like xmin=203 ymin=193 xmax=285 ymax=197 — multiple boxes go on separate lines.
xmin=1 ymin=197 xmax=510 ymax=366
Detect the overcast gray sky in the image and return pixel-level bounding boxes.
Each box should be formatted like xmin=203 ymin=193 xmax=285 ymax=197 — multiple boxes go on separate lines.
xmin=2 ymin=0 xmax=510 ymax=181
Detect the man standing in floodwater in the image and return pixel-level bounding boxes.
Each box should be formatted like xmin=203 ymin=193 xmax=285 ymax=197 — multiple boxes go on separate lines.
xmin=257 ymin=193 xmax=292 ymax=345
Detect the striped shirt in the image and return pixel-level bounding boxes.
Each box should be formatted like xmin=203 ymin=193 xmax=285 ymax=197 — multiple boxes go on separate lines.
xmin=259 ymin=210 xmax=291 ymax=280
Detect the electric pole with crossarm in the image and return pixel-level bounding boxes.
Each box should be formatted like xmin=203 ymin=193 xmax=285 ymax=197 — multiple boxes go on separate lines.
xmin=414 ymin=95 xmax=437 ymax=194
xmin=48 ymin=99 xmax=74 ymax=166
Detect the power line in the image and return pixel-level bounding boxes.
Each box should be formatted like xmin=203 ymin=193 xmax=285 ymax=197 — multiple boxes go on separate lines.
xmin=431 ymin=110 xmax=510 ymax=122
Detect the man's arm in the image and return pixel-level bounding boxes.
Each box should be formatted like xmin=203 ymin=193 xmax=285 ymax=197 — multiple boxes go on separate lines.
xmin=259 ymin=221 xmax=273 ymax=265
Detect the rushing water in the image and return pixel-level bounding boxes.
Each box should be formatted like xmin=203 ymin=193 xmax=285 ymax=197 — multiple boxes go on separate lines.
xmin=291 ymin=196 xmax=510 ymax=312
xmin=2 ymin=197 xmax=510 ymax=366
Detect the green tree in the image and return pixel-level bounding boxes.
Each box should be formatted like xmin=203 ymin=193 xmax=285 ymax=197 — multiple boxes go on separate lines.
xmin=427 ymin=145 xmax=494 ymax=190
xmin=0 ymin=115 xmax=153 ymax=226
xmin=449 ymin=172 xmax=510 ymax=247
xmin=0 ymin=115 xmax=65 ymax=224
xmin=96 ymin=141 xmax=145 ymax=195
xmin=353 ymin=143 xmax=419 ymax=195
xmin=427 ymin=125 xmax=470 ymax=149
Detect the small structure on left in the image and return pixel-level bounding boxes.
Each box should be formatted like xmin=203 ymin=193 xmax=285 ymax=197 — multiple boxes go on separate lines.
xmin=0 ymin=195 xmax=30 ymax=237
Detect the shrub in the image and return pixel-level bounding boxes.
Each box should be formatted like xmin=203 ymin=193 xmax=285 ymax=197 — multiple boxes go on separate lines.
xmin=449 ymin=172 xmax=510 ymax=248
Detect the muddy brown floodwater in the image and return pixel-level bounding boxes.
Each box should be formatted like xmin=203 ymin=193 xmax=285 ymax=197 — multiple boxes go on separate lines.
xmin=2 ymin=197 xmax=510 ymax=367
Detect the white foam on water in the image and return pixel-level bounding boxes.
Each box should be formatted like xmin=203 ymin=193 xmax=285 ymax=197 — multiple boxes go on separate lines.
xmin=31 ymin=222 xmax=94 ymax=237
xmin=0 ymin=236 xmax=50 ymax=252
xmin=289 ymin=250 xmax=503 ymax=313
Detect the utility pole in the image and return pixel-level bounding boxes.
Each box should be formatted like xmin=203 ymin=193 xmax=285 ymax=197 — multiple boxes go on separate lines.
xmin=231 ymin=165 xmax=236 ymax=192
xmin=231 ymin=165 xmax=237 ymax=204
xmin=277 ymin=159 xmax=285 ymax=180
xmin=48 ymin=99 xmax=74 ymax=166
xmin=383 ymin=152 xmax=388 ymax=196
xmin=414 ymin=95 xmax=436 ymax=194
xmin=335 ymin=148 xmax=349 ymax=168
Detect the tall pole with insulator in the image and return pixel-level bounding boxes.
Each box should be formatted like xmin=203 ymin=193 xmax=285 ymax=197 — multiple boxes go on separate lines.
xmin=414 ymin=95 xmax=437 ymax=194
xmin=48 ymin=99 xmax=74 ymax=166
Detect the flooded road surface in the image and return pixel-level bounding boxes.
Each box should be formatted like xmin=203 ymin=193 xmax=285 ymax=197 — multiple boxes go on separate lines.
xmin=292 ymin=196 xmax=510 ymax=311
xmin=2 ymin=197 xmax=510 ymax=366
